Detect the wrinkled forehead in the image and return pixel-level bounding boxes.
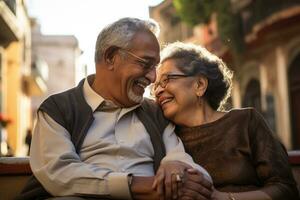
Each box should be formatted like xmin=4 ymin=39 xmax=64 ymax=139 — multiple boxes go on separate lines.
xmin=156 ymin=59 xmax=182 ymax=80
xmin=129 ymin=30 xmax=160 ymax=62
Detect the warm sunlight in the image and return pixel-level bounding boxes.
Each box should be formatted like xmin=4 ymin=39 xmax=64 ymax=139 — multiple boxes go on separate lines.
xmin=27 ymin=0 xmax=163 ymax=75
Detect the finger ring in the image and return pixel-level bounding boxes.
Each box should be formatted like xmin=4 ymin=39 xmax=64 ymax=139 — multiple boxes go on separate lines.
xmin=176 ymin=174 xmax=182 ymax=182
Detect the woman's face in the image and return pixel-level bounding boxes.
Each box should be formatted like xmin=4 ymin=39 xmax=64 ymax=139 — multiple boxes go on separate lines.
xmin=154 ymin=59 xmax=199 ymax=123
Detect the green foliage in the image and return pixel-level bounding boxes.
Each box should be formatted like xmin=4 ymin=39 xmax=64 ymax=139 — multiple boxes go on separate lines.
xmin=215 ymin=0 xmax=244 ymax=54
xmin=173 ymin=0 xmax=244 ymax=54
xmin=173 ymin=0 xmax=215 ymax=25
xmin=172 ymin=0 xmax=300 ymax=55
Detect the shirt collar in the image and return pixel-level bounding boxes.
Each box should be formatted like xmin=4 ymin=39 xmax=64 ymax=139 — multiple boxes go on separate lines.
xmin=83 ymin=75 xmax=142 ymax=112
xmin=83 ymin=75 xmax=105 ymax=112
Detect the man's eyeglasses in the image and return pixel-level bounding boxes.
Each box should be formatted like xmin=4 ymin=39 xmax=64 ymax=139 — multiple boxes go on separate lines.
xmin=119 ymin=49 xmax=157 ymax=71
xmin=152 ymin=73 xmax=192 ymax=92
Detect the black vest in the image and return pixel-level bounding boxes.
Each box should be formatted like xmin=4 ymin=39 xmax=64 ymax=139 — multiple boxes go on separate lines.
xmin=16 ymin=79 xmax=169 ymax=200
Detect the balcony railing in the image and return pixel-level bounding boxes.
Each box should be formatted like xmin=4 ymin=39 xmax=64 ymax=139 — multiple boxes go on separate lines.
xmin=0 ymin=0 xmax=20 ymax=46
xmin=3 ymin=0 xmax=16 ymax=15
xmin=238 ymin=1 xmax=300 ymax=35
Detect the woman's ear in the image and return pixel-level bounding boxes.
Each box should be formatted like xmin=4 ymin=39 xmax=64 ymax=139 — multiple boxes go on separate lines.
xmin=104 ymin=46 xmax=119 ymax=68
xmin=194 ymin=75 xmax=208 ymax=97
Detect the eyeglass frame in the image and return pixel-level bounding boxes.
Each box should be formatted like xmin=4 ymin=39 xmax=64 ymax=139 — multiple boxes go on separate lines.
xmin=152 ymin=73 xmax=193 ymax=92
xmin=118 ymin=48 xmax=158 ymax=71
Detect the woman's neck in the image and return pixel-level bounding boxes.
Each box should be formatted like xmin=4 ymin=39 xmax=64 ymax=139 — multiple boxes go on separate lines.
xmin=175 ymin=102 xmax=224 ymax=127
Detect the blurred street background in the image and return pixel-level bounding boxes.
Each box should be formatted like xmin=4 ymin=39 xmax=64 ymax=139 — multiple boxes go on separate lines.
xmin=1 ymin=0 xmax=300 ymax=156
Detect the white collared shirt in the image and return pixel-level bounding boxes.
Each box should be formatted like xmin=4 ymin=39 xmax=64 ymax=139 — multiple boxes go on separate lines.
xmin=30 ymin=77 xmax=211 ymax=199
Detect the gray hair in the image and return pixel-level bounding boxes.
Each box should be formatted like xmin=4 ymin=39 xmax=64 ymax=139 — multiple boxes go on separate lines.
xmin=94 ymin=17 xmax=160 ymax=63
xmin=160 ymin=42 xmax=233 ymax=111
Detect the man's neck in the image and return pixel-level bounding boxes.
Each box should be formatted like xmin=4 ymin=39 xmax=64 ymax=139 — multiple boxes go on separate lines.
xmin=91 ymin=75 xmax=121 ymax=106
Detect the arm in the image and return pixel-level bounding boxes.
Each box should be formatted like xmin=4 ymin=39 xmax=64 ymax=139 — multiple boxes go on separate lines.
xmin=175 ymin=170 xmax=268 ymax=200
xmin=161 ymin=123 xmax=212 ymax=181
xmin=153 ymin=123 xmax=213 ymax=200
xmin=247 ymin=109 xmax=298 ymax=199
xmin=30 ymin=111 xmax=131 ymax=199
xmin=130 ymin=176 xmax=160 ymax=200
xmin=211 ymin=109 xmax=298 ymax=200
xmin=211 ymin=189 xmax=271 ymax=200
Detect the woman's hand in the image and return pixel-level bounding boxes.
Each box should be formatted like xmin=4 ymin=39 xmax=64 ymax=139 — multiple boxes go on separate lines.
xmin=210 ymin=187 xmax=228 ymax=200
xmin=210 ymin=188 xmax=273 ymax=200
xmin=152 ymin=161 xmax=191 ymax=200
xmin=179 ymin=168 xmax=213 ymax=200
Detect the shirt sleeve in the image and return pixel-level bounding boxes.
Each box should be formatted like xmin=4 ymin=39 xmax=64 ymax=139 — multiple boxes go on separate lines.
xmin=29 ymin=111 xmax=132 ymax=199
xmin=161 ymin=123 xmax=212 ymax=183
xmin=249 ymin=109 xmax=299 ymax=200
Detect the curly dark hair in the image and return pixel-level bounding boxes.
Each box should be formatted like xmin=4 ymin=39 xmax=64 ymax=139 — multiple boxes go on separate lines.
xmin=160 ymin=42 xmax=233 ymax=110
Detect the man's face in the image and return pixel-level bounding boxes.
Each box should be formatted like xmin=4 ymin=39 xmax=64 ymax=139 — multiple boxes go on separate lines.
xmin=111 ymin=30 xmax=160 ymax=107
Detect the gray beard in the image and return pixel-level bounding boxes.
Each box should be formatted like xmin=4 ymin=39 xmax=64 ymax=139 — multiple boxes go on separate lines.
xmin=128 ymin=87 xmax=143 ymax=103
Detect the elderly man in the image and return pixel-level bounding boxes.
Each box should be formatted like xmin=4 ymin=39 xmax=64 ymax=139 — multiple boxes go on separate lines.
xmin=17 ymin=18 xmax=212 ymax=200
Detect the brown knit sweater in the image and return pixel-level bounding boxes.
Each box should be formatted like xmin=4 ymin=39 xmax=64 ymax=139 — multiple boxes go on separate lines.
xmin=175 ymin=108 xmax=299 ymax=200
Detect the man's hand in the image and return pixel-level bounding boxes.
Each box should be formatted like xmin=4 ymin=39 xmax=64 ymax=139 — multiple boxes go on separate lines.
xmin=130 ymin=176 xmax=160 ymax=200
xmin=152 ymin=161 xmax=192 ymax=200
xmin=179 ymin=168 xmax=213 ymax=200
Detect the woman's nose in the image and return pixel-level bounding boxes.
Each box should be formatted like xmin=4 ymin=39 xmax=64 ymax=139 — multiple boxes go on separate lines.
xmin=153 ymin=84 xmax=164 ymax=98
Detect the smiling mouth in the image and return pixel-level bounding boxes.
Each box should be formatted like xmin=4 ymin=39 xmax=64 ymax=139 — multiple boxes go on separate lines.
xmin=136 ymin=82 xmax=147 ymax=89
xmin=159 ymin=97 xmax=173 ymax=106
xmin=135 ymin=79 xmax=149 ymax=89
xmin=132 ymin=80 xmax=148 ymax=95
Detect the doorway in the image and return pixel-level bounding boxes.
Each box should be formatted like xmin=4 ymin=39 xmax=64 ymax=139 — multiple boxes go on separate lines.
xmin=242 ymin=79 xmax=262 ymax=113
xmin=289 ymin=54 xmax=300 ymax=149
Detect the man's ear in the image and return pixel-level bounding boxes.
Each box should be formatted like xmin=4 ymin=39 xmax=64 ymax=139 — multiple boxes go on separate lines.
xmin=194 ymin=75 xmax=208 ymax=97
xmin=104 ymin=46 xmax=119 ymax=66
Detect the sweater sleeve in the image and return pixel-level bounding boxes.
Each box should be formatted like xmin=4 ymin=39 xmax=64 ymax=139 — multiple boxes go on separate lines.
xmin=161 ymin=123 xmax=212 ymax=183
xmin=30 ymin=111 xmax=132 ymax=199
xmin=248 ymin=109 xmax=299 ymax=200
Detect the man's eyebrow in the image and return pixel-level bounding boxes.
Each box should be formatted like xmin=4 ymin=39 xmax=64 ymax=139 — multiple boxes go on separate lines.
xmin=140 ymin=56 xmax=155 ymax=61
xmin=137 ymin=53 xmax=158 ymax=61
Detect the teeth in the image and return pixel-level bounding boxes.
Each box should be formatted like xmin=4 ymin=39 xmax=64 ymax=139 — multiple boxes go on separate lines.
xmin=137 ymin=82 xmax=146 ymax=88
xmin=161 ymin=98 xmax=172 ymax=105
xmin=136 ymin=79 xmax=149 ymax=89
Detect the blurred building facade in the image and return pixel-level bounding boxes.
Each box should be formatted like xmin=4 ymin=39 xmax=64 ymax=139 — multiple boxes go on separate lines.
xmin=30 ymin=20 xmax=82 ymax=123
xmin=150 ymin=0 xmax=300 ymax=150
xmin=0 ymin=0 xmax=46 ymax=156
xmin=0 ymin=0 xmax=81 ymax=156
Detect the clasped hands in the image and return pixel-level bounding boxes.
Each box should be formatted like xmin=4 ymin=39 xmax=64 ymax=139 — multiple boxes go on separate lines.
xmin=152 ymin=161 xmax=213 ymax=200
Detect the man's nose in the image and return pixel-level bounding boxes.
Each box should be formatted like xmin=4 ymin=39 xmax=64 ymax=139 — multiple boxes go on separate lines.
xmin=154 ymin=84 xmax=164 ymax=97
xmin=145 ymin=68 xmax=156 ymax=83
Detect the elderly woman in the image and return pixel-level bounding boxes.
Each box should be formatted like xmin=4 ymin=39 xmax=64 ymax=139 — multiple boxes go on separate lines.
xmin=153 ymin=42 xmax=298 ymax=200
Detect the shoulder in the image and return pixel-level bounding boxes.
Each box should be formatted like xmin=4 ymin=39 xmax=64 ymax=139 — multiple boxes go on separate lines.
xmin=140 ymin=98 xmax=169 ymax=126
xmin=43 ymin=87 xmax=77 ymax=105
xmin=235 ymin=107 xmax=267 ymax=126
xmin=227 ymin=107 xmax=257 ymax=121
xmin=226 ymin=108 xmax=269 ymax=132
xmin=41 ymin=79 xmax=85 ymax=109
xmin=233 ymin=108 xmax=275 ymax=140
xmin=141 ymin=98 xmax=164 ymax=116
xmin=142 ymin=98 xmax=159 ymax=107
xmin=39 ymin=85 xmax=82 ymax=114
xmin=38 ymin=87 xmax=79 ymax=127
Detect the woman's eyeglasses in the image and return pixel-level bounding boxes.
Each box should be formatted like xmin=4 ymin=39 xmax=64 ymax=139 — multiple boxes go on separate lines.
xmin=153 ymin=73 xmax=192 ymax=91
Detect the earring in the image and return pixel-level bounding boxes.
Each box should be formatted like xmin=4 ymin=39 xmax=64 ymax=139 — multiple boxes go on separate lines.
xmin=196 ymin=92 xmax=202 ymax=97
xmin=107 ymin=58 xmax=114 ymax=65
